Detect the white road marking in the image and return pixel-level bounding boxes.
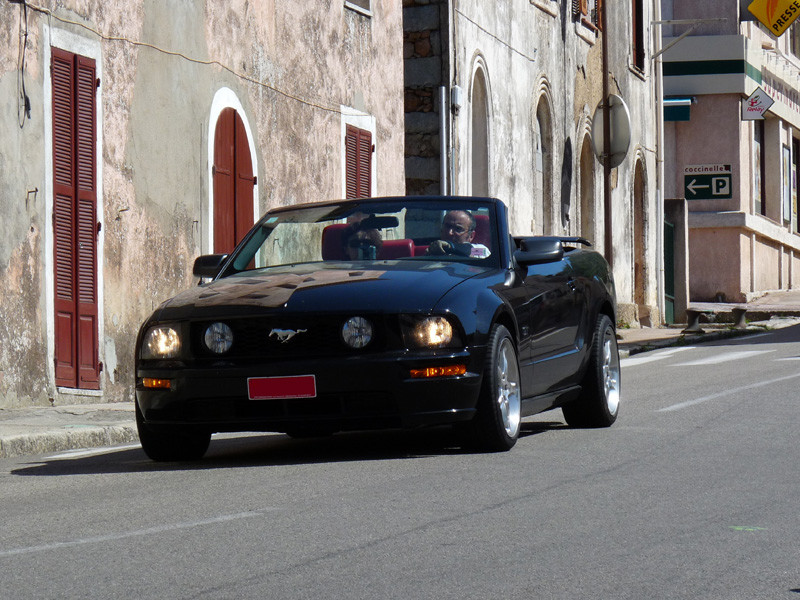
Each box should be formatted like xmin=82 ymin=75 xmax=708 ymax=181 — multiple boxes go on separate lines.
xmin=733 ymin=332 xmax=772 ymax=342
xmin=621 ymin=346 xmax=694 ymax=367
xmin=0 ymin=511 xmax=270 ymax=558
xmin=658 ymin=371 xmax=800 ymax=412
xmin=671 ymin=350 xmax=773 ymax=367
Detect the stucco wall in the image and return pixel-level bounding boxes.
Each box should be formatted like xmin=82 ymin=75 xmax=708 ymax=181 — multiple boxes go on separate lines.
xmin=753 ymin=235 xmax=782 ymax=293
xmin=689 ymin=228 xmax=746 ymax=301
xmin=0 ymin=0 xmax=405 ymax=408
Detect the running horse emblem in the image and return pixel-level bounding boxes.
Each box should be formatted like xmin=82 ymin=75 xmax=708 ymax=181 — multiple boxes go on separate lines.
xmin=269 ymin=328 xmax=308 ymax=343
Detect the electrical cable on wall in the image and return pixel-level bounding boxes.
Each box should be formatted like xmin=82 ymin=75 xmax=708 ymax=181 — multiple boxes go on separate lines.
xmin=17 ymin=0 xmax=363 ymax=117
xmin=15 ymin=0 xmax=31 ymax=127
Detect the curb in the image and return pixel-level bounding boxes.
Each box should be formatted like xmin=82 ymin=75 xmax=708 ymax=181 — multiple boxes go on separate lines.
xmin=619 ymin=324 xmax=779 ymax=359
xmin=0 ymin=425 xmax=138 ymax=460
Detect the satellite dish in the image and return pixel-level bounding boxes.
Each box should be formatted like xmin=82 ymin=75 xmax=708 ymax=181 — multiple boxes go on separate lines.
xmin=591 ymin=94 xmax=631 ymax=168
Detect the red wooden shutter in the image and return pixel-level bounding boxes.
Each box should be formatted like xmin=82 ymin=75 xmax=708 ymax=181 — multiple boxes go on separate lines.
xmin=52 ymin=49 xmax=77 ymax=388
xmin=52 ymin=48 xmax=99 ymax=390
xmin=345 ymin=125 xmax=372 ymax=198
xmin=213 ymin=108 xmax=254 ymax=254
xmin=213 ymin=108 xmax=235 ymax=253
xmin=234 ymin=113 xmax=255 ymax=244
xmin=75 ymin=55 xmax=99 ymax=388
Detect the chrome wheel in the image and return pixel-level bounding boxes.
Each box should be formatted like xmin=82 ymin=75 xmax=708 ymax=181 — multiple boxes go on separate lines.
xmin=562 ymin=314 xmax=620 ymax=428
xmin=601 ymin=327 xmax=620 ymax=416
xmin=467 ymin=324 xmax=521 ymax=451
xmin=496 ymin=337 xmax=521 ymax=438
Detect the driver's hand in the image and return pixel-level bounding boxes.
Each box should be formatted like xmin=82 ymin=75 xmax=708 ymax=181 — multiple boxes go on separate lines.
xmin=427 ymin=240 xmax=452 ymax=255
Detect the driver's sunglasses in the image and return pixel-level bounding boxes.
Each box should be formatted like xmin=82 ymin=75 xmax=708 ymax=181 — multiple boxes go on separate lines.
xmin=442 ymin=222 xmax=472 ymax=235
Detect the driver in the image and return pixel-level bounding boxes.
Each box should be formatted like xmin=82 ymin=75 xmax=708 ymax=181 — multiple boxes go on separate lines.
xmin=427 ymin=210 xmax=491 ymax=258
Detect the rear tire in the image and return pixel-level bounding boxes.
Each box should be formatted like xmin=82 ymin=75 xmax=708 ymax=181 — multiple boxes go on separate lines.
xmin=136 ymin=402 xmax=211 ymax=461
xmin=562 ymin=314 xmax=620 ymax=428
xmin=466 ymin=324 xmax=521 ymax=452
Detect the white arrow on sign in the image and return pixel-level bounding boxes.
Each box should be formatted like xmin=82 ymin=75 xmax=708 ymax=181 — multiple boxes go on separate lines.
xmin=687 ymin=179 xmax=709 ymax=195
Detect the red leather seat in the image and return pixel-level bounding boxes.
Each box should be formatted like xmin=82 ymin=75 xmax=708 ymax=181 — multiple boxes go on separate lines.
xmin=322 ymin=224 xmax=415 ymax=260
xmin=321 ymin=224 xmax=349 ymax=260
xmin=378 ymin=239 xmax=414 ymax=259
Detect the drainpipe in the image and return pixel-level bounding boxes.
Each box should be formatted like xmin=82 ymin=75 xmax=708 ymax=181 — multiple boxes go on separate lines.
xmin=654 ymin=1 xmax=666 ymax=323
xmin=440 ymin=86 xmax=448 ymax=195
xmin=602 ymin=1 xmax=613 ymax=268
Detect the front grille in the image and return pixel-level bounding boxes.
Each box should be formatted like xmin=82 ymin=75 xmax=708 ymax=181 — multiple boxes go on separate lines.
xmin=145 ymin=392 xmax=398 ymax=425
xmin=190 ymin=316 xmax=395 ymax=359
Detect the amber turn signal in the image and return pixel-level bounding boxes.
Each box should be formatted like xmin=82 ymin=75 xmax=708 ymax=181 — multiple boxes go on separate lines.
xmin=409 ymin=365 xmax=466 ymax=379
xmin=142 ymin=378 xmax=171 ymax=389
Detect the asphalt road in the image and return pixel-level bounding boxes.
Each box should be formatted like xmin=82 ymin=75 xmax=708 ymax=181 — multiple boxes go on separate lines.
xmin=1 ymin=326 xmax=800 ymax=599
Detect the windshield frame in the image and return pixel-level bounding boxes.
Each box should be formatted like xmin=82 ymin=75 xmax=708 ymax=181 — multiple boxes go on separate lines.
xmin=213 ymin=197 xmax=506 ymax=279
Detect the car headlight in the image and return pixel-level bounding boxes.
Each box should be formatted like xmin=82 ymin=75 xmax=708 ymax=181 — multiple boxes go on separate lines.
xmin=141 ymin=326 xmax=181 ymax=359
xmin=342 ymin=316 xmax=373 ymax=349
xmin=204 ymin=322 xmax=233 ymax=354
xmin=402 ymin=316 xmax=456 ymax=348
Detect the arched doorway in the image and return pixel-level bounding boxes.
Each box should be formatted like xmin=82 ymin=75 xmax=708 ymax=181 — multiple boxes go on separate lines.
xmin=471 ymin=68 xmax=490 ymax=196
xmin=534 ymin=98 xmax=553 ymax=234
xmin=213 ymin=107 xmax=255 ymax=254
xmin=579 ymin=135 xmax=595 ymax=243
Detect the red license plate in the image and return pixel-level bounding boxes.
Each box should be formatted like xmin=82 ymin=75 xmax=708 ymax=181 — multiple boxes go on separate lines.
xmin=247 ymin=375 xmax=317 ymax=400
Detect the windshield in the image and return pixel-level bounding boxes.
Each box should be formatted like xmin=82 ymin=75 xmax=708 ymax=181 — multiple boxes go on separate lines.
xmin=224 ymin=198 xmax=500 ymax=274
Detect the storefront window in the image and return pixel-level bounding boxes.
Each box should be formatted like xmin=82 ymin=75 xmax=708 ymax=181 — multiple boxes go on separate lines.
xmin=754 ymin=121 xmax=766 ymax=216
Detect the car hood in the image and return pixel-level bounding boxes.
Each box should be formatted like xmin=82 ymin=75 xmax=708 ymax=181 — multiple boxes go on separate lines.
xmin=153 ymin=261 xmax=492 ymax=320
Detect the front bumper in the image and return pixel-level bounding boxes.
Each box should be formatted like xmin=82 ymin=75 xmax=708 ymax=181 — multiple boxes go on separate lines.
xmin=136 ymin=348 xmax=485 ymax=433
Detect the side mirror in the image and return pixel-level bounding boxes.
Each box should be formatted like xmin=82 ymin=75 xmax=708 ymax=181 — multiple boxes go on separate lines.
xmin=513 ymin=238 xmax=564 ymax=266
xmin=193 ymin=254 xmax=228 ymax=278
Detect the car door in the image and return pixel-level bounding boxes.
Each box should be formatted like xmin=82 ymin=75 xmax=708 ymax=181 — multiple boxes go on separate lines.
xmin=524 ymin=258 xmax=584 ymax=395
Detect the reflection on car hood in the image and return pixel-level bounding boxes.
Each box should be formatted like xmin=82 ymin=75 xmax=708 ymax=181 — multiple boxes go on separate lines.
xmin=156 ymin=261 xmax=491 ymax=319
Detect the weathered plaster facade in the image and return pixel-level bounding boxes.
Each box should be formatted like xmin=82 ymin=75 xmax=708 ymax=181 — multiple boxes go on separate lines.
xmin=404 ymin=0 xmax=662 ymax=327
xmin=662 ymin=1 xmax=800 ymax=302
xmin=0 ymin=0 xmax=405 ymax=408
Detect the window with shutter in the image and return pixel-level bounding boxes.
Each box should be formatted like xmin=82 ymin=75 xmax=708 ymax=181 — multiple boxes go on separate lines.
xmin=345 ymin=125 xmax=372 ymax=199
xmin=632 ymin=0 xmax=645 ymax=71
xmin=573 ymin=0 xmax=602 ymax=30
xmin=52 ymin=48 xmax=100 ymax=390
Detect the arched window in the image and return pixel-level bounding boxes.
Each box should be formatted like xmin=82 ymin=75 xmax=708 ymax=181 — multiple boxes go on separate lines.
xmin=471 ymin=69 xmax=490 ymax=196
xmin=579 ymin=135 xmax=595 ymax=243
xmin=534 ymin=98 xmax=553 ymax=234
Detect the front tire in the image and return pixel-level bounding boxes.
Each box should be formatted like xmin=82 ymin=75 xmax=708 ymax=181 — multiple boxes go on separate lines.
xmin=562 ymin=314 xmax=620 ymax=428
xmin=467 ymin=324 xmax=521 ymax=452
xmin=136 ymin=402 xmax=211 ymax=461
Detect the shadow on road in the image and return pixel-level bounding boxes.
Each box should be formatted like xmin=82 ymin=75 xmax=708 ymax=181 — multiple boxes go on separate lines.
xmin=11 ymin=420 xmax=567 ymax=477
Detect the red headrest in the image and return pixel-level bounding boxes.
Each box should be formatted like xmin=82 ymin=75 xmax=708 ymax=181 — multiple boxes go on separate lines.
xmin=321 ymin=224 xmax=349 ymax=260
xmin=473 ymin=214 xmax=490 ymax=246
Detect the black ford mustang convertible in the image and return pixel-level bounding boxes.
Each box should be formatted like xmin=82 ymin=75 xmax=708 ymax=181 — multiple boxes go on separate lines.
xmin=135 ymin=196 xmax=620 ymax=461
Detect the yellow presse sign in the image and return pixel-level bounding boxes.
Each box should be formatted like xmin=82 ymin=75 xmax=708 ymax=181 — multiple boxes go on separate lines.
xmin=749 ymin=0 xmax=800 ymax=36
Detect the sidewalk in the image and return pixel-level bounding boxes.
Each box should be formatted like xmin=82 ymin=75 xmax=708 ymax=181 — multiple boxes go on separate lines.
xmin=2 ymin=290 xmax=800 ymax=460
xmin=0 ymin=402 xmax=137 ymax=459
